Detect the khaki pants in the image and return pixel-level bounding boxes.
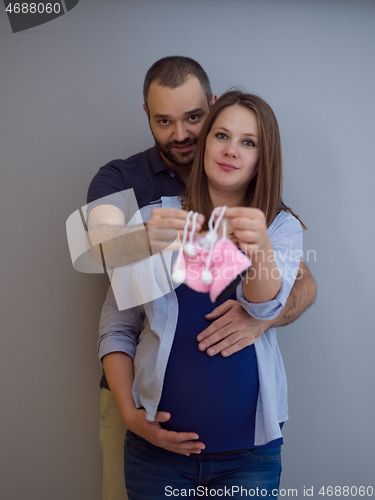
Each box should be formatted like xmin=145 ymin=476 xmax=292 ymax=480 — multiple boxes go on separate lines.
xmin=100 ymin=388 xmax=128 ymax=500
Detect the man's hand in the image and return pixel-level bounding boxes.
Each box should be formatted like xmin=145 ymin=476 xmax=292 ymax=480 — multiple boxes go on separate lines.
xmin=196 ymin=260 xmax=316 ymax=357
xmin=197 ymin=300 xmax=270 ymax=357
xmin=103 ymin=352 xmax=205 ymax=456
xmin=126 ymin=407 xmax=206 ymax=456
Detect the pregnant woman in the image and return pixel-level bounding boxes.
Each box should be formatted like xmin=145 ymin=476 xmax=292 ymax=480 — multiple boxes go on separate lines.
xmin=99 ymin=90 xmax=304 ymax=499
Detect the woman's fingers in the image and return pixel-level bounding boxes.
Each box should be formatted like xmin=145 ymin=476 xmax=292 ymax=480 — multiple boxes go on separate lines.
xmin=146 ymin=208 xmax=205 ymax=254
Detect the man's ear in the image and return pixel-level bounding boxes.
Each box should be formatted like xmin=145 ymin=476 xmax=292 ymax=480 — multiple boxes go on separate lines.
xmin=143 ymin=103 xmax=149 ymax=118
xmin=210 ymin=94 xmax=218 ymax=108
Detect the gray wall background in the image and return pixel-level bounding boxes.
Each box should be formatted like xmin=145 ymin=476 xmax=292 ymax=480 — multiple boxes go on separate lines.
xmin=1 ymin=1 xmax=374 ymax=498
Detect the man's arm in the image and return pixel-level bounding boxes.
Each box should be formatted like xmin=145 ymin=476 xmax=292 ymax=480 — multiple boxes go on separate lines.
xmin=98 ymin=287 xmax=206 ymax=456
xmin=196 ymin=260 xmax=316 ymax=357
xmin=102 ymin=352 xmax=206 ymax=455
xmin=87 ymin=205 xmax=181 ymax=268
xmin=87 ymin=204 xmax=152 ymax=268
xmin=269 ymin=259 xmax=316 ymax=327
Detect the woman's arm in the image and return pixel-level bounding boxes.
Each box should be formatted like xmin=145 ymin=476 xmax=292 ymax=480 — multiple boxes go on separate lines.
xmin=224 ymin=207 xmax=282 ymax=303
xmin=234 ymin=209 xmax=304 ymax=322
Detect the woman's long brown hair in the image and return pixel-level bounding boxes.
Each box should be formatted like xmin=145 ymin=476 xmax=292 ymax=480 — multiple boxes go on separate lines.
xmin=184 ymin=90 xmax=305 ymax=229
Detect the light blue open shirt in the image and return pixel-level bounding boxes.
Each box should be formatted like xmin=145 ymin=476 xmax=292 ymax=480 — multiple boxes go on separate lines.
xmin=98 ymin=197 xmax=303 ymax=446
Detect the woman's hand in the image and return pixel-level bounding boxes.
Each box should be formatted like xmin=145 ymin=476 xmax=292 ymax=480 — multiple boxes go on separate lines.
xmin=221 ymin=207 xmax=281 ymax=303
xmin=146 ymin=208 xmax=204 ymax=254
xmin=223 ymin=207 xmax=271 ymax=258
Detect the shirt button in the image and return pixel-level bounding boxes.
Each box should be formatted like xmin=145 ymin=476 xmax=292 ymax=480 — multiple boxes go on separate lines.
xmin=170 ymin=172 xmax=175 ymax=177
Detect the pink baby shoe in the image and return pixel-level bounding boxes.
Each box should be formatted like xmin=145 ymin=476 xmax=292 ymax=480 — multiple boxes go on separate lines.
xmin=208 ymin=238 xmax=251 ymax=302
xmin=172 ymin=207 xmax=251 ymax=302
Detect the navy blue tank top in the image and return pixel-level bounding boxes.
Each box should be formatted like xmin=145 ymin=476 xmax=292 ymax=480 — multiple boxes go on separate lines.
xmin=158 ymin=284 xmax=259 ymax=453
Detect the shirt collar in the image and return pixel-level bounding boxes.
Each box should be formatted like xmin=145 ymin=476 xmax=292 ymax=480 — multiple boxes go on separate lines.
xmin=148 ymin=145 xmax=185 ymax=185
xmin=148 ymin=145 xmax=171 ymax=174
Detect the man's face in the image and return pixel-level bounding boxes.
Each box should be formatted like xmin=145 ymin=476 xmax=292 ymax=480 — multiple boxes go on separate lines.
xmin=144 ymin=77 xmax=213 ymax=169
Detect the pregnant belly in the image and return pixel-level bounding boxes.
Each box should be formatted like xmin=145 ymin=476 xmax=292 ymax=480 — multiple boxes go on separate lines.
xmin=158 ymin=341 xmax=259 ymax=453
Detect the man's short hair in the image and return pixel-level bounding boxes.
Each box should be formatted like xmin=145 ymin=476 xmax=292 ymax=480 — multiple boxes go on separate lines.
xmin=143 ymin=56 xmax=212 ymax=108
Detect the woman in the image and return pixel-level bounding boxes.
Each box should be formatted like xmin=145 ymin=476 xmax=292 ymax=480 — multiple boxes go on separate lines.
xmin=100 ymin=91 xmax=304 ymax=498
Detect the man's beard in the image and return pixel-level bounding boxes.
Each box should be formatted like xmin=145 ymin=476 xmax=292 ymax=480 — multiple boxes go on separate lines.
xmin=155 ymin=137 xmax=198 ymax=167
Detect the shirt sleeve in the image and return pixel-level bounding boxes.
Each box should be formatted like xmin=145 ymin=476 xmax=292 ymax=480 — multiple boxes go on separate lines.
xmin=98 ymin=286 xmax=145 ymax=363
xmin=86 ymin=162 xmax=142 ymax=225
xmin=87 ymin=162 xmax=128 ymax=204
xmin=236 ymin=211 xmax=303 ymax=320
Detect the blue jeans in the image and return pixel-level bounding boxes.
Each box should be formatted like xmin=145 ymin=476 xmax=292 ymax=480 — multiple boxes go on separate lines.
xmin=124 ymin=431 xmax=281 ymax=499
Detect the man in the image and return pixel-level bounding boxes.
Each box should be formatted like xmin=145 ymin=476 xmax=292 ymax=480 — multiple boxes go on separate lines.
xmin=87 ymin=56 xmax=316 ymax=499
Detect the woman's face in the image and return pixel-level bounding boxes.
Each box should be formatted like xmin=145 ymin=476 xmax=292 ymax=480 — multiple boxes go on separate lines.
xmin=204 ymin=104 xmax=260 ymax=202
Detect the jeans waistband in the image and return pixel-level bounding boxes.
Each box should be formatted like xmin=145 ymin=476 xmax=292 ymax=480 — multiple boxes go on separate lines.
xmin=190 ymin=449 xmax=248 ymax=459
